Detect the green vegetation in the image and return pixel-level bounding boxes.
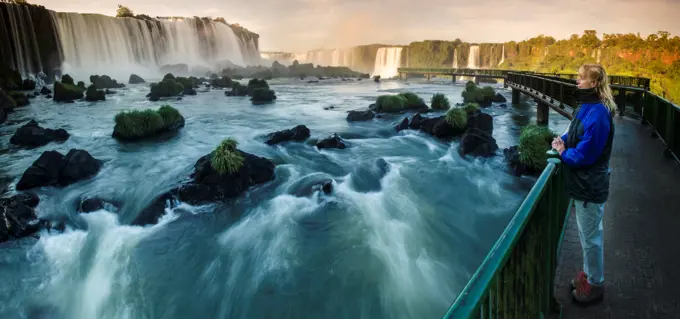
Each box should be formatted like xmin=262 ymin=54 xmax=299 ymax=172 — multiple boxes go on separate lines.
xmin=53 ymin=81 xmax=85 ymax=102
xmin=445 ymin=107 xmax=468 ymax=129
xmin=463 ymin=102 xmax=480 ymax=114
xmin=250 ymin=88 xmax=277 ymax=104
xmin=462 ymin=81 xmax=496 ymax=105
xmin=374 ymin=95 xmax=406 ymax=112
xmin=149 ymin=78 xmax=183 ymax=100
xmin=246 ymin=78 xmax=269 ymax=95
xmin=113 ymin=105 xmax=183 ymax=139
xmin=211 ymin=138 xmax=245 ymax=175
xmin=431 ymin=93 xmax=451 ymax=110
xmin=116 ymin=5 xmax=134 ymax=18
xmin=398 ymin=92 xmax=426 ymax=109
xmin=517 ymin=124 xmax=556 ymax=171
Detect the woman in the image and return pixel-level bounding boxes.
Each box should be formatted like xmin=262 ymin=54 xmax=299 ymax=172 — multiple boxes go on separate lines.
xmin=551 ymin=64 xmax=616 ymax=305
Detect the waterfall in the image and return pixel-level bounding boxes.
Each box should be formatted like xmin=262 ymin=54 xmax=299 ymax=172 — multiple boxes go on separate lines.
xmin=452 ymin=48 xmax=458 ymax=68
xmin=372 ymin=47 xmax=402 ymax=79
xmin=467 ymin=45 xmax=480 ymax=69
xmin=0 ymin=2 xmax=62 ymax=78
xmin=52 ymin=13 xmax=258 ymax=79
xmin=498 ymin=46 xmax=505 ymax=66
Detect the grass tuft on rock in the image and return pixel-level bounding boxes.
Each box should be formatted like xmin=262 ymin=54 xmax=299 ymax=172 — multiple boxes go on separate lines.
xmin=518 ymin=124 xmax=557 ymax=171
xmin=375 ymin=95 xmax=407 ymax=112
xmin=250 ymin=88 xmax=277 ymax=104
xmin=445 ymin=107 xmax=468 ymax=129
xmin=463 ymin=102 xmax=480 ymax=114
xmin=158 ymin=105 xmax=182 ymax=124
xmin=462 ymin=80 xmax=496 ymax=105
xmin=114 ymin=105 xmax=183 ymax=139
xmin=430 ymin=93 xmax=450 ymax=110
xmin=211 ymin=138 xmax=244 ymax=174
xmin=398 ymin=92 xmax=426 ymax=109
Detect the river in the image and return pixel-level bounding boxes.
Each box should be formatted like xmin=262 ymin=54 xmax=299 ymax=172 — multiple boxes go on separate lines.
xmin=0 ymin=77 xmax=570 ymax=319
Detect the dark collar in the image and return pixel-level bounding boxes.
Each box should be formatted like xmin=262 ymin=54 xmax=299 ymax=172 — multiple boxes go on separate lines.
xmin=573 ymin=88 xmax=601 ymax=104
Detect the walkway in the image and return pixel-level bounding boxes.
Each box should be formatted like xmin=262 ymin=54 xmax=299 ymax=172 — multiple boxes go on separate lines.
xmin=553 ymin=115 xmax=680 ymax=318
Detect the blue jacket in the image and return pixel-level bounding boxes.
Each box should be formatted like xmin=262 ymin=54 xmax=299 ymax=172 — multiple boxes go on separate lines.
xmin=560 ymin=102 xmax=614 ymax=203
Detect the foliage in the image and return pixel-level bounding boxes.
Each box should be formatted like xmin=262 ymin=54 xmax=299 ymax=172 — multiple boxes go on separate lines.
xmin=250 ymin=88 xmax=277 ymax=104
xmin=53 ymin=81 xmax=85 ymax=102
xmin=114 ymin=109 xmax=165 ymax=138
xmin=397 ymin=92 xmax=425 ymax=109
xmin=114 ymin=105 xmax=183 ymax=138
xmin=116 ymin=5 xmax=134 ymax=18
xmin=374 ymin=95 xmax=407 ymax=112
xmin=246 ymin=78 xmax=269 ymax=95
xmin=463 ymin=102 xmax=480 ymax=114
xmin=445 ymin=107 xmax=468 ymax=128
xmin=430 ymin=93 xmax=450 ymax=110
xmin=211 ymin=138 xmax=245 ymax=175
xmin=157 ymin=105 xmax=182 ymax=125
xmin=150 ymin=79 xmax=183 ymax=98
xmin=517 ymin=124 xmax=556 ymax=171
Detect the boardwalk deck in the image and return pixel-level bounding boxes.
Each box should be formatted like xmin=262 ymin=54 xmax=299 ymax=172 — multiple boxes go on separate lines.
xmin=553 ymin=115 xmax=680 ymax=318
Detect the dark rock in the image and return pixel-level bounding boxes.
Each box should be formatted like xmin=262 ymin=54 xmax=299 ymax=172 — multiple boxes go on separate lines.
xmin=467 ymin=112 xmax=494 ymax=135
xmin=349 ymin=158 xmax=391 ymax=192
xmin=176 ymin=150 xmax=276 ymax=205
xmin=16 ymin=149 xmax=102 ymax=190
xmin=183 ymin=87 xmax=197 ymax=96
xmin=499 ymin=104 xmax=508 ymax=108
xmin=40 ymin=86 xmax=51 ymax=95
xmin=45 ymin=94 xmax=52 ymax=99
xmin=105 ymin=89 xmax=116 ymax=95
xmin=10 ymin=120 xmax=69 ymax=147
xmin=492 ymin=93 xmax=507 ymax=103
xmin=85 ymin=85 xmax=106 ymax=102
xmin=316 ymin=134 xmax=346 ymax=150
xmin=347 ymin=110 xmax=375 ymax=122
xmin=53 ymin=81 xmax=84 ymax=102
xmin=176 ymin=97 xmax=182 ymax=101
xmin=503 ymin=146 xmax=533 ymax=176
xmin=265 ymin=125 xmax=310 ymax=145
xmin=27 ymin=94 xmax=35 ymax=99
xmin=131 ymin=192 xmax=178 ymax=226
xmin=0 ymin=89 xmax=16 ymax=124
xmin=21 ymin=79 xmax=36 ymax=91
xmin=0 ymin=193 xmax=41 ymax=243
xmin=79 ymin=197 xmax=103 ymax=213
xmin=286 ymin=173 xmax=334 ymax=197
xmin=60 ymin=74 xmax=74 ymax=85
xmin=459 ymin=128 xmax=499 ymax=157
xmin=149 ymin=95 xmax=160 ymax=102
xmin=431 ymin=118 xmax=464 ymax=138
xmin=408 ymin=113 xmax=425 ymax=130
xmin=395 ymin=117 xmax=409 ymax=132
xmin=77 ymin=81 xmax=85 ymax=89
xmin=129 ymin=74 xmax=146 ymax=84
xmin=9 ymin=91 xmax=29 ymax=106
xmin=90 ymin=75 xmax=125 ymax=89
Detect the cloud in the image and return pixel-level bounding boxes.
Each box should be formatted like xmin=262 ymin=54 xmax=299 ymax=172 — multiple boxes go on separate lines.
xmin=32 ymin=0 xmax=680 ymax=51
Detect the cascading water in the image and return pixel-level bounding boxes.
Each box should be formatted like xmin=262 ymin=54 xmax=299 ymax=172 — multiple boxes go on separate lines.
xmin=498 ymin=46 xmax=505 ymax=66
xmin=467 ymin=45 xmax=480 ymax=69
xmin=52 ymin=13 xmax=258 ymax=79
xmin=452 ymin=48 xmax=458 ymax=68
xmin=372 ymin=47 xmax=402 ymax=79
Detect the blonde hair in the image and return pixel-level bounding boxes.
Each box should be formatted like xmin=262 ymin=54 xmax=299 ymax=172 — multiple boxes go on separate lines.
xmin=579 ymin=64 xmax=617 ymax=115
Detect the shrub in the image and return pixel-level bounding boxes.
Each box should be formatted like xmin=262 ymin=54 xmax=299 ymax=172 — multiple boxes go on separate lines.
xmin=246 ymin=78 xmax=269 ymax=95
xmin=114 ymin=109 xmax=165 ymax=138
xmin=398 ymin=92 xmax=426 ymax=109
xmin=463 ymin=102 xmax=480 ymax=114
xmin=250 ymin=88 xmax=277 ymax=104
xmin=175 ymin=76 xmax=198 ymax=90
xmin=431 ymin=93 xmax=450 ymax=110
xmin=375 ymin=95 xmax=407 ymax=112
xmin=211 ymin=138 xmax=244 ymax=174
xmin=53 ymin=81 xmax=85 ymax=102
xmin=445 ymin=107 xmax=468 ymax=129
xmin=150 ymin=79 xmax=183 ymax=98
xmin=462 ymin=81 xmax=496 ymax=105
xmin=480 ymin=86 xmax=496 ymax=98
xmin=518 ymin=124 xmax=556 ymax=171
xmin=158 ymin=105 xmax=182 ymax=125
xmin=90 ymin=75 xmax=124 ymax=89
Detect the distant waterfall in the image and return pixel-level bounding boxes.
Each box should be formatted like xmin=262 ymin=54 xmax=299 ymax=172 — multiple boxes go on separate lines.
xmin=372 ymin=47 xmax=402 ymax=79
xmin=52 ymin=13 xmax=259 ymax=79
xmin=498 ymin=46 xmax=505 ymax=66
xmin=467 ymin=45 xmax=480 ymax=69
xmin=452 ymin=48 xmax=458 ymax=68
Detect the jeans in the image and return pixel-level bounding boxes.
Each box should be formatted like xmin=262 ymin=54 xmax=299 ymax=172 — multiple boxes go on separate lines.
xmin=573 ymin=199 xmax=605 ymax=285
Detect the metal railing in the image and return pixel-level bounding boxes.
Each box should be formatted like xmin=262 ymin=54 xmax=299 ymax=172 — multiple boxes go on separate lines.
xmin=642 ymin=93 xmax=680 ymax=162
xmin=397 ymin=68 xmax=508 ymax=77
xmin=443 ymin=153 xmax=571 ymax=318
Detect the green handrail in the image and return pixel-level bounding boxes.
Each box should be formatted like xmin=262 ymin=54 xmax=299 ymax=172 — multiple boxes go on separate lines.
xmin=442 ymin=152 xmax=570 ymax=318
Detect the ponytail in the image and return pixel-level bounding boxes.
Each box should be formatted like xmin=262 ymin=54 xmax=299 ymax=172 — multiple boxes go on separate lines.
xmin=580 ymin=64 xmax=617 ymax=116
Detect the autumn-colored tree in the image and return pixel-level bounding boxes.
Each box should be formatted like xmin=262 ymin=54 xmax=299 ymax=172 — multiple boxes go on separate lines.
xmin=116 ymin=5 xmax=134 ymax=18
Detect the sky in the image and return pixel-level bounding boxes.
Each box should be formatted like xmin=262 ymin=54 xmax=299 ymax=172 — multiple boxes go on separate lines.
xmin=32 ymin=0 xmax=680 ymax=52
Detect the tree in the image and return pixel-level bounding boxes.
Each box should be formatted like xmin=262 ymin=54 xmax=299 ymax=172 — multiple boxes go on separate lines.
xmin=116 ymin=5 xmax=134 ymax=18
xmin=657 ymin=31 xmax=670 ymax=41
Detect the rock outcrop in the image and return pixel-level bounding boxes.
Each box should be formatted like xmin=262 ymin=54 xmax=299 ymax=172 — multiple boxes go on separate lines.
xmin=0 ymin=193 xmax=41 ymax=243
xmin=9 ymin=120 xmax=69 ymax=147
xmin=265 ymin=125 xmax=310 ymax=145
xmin=316 ymin=134 xmax=346 ymax=149
xmin=16 ymin=149 xmax=102 ymax=190
xmin=347 ymin=110 xmax=375 ymax=122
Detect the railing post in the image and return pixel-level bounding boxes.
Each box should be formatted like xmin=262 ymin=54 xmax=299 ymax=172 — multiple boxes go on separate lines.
xmin=537 ymin=101 xmax=549 ymax=125
xmin=546 ymin=150 xmax=563 ymax=315
xmin=512 ymin=88 xmax=520 ymax=105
